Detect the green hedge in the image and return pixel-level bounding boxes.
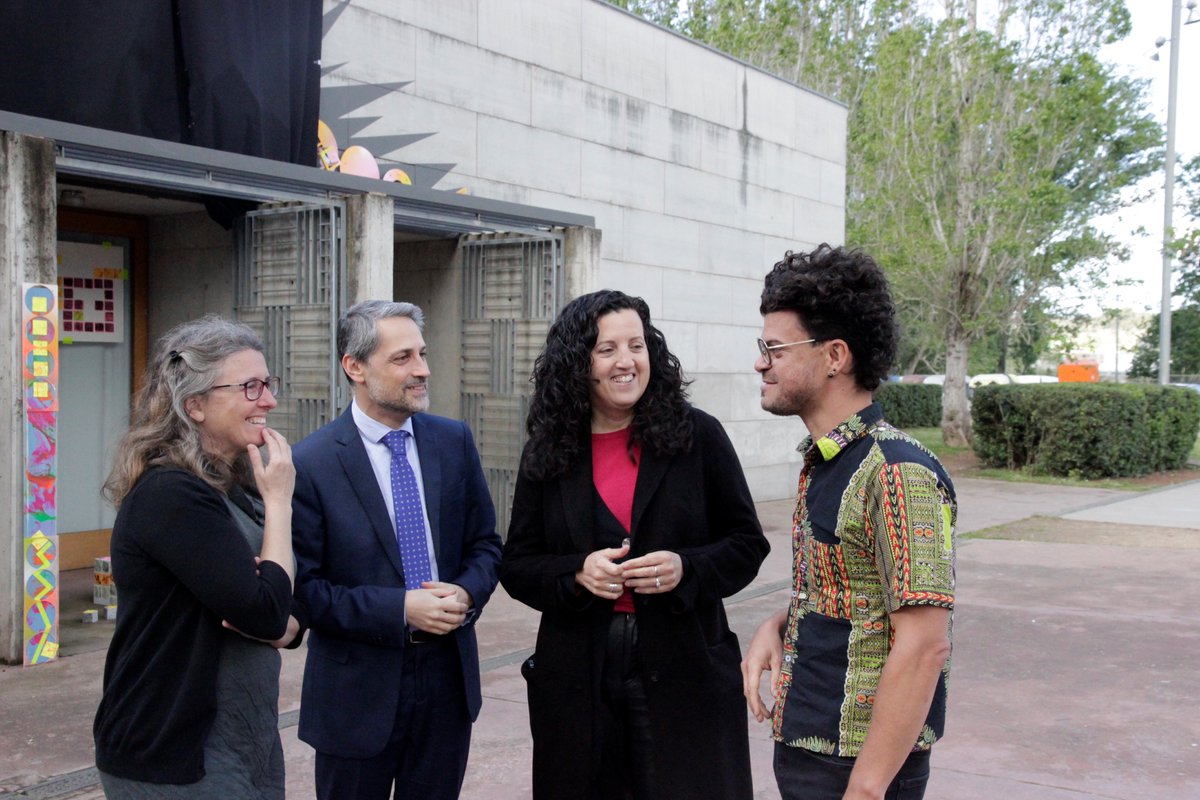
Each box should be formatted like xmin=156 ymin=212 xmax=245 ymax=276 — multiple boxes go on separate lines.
xmin=971 ymin=383 xmax=1200 ymax=478
xmin=875 ymin=383 xmax=942 ymax=428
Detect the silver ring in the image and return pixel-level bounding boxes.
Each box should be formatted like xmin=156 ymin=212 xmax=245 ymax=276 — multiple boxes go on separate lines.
xmin=654 ymin=565 xmax=659 ymax=577
xmin=655 ymin=576 xmax=662 ymax=589
xmin=607 ymin=583 xmax=619 ymax=592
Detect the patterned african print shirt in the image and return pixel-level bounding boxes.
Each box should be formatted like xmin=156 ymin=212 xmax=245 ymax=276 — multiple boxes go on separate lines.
xmin=772 ymin=403 xmax=956 ymax=757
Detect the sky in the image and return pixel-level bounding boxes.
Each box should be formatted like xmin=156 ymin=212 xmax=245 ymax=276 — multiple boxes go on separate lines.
xmin=1093 ymin=1 xmax=1200 ymax=314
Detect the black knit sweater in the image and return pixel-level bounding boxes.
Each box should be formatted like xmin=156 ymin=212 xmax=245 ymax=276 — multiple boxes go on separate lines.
xmin=93 ymin=468 xmax=292 ymax=784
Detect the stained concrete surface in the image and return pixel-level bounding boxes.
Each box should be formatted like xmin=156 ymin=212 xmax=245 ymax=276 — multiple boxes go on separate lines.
xmin=2 ymin=477 xmax=1197 ymax=799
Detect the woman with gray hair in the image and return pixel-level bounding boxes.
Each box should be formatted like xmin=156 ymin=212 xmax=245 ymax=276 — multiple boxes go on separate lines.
xmin=93 ymin=315 xmax=298 ymax=799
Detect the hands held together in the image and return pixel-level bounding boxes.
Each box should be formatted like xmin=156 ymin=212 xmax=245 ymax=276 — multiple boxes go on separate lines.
xmin=405 ymin=581 xmax=473 ymax=635
xmin=575 ymin=540 xmax=682 ymax=600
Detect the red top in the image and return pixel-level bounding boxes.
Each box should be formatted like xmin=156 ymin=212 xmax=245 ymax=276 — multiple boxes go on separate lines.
xmin=592 ymin=427 xmax=640 ymax=613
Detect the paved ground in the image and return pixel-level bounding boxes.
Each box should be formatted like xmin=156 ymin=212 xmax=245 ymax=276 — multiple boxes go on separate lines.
xmin=1 ymin=477 xmax=1197 ymax=799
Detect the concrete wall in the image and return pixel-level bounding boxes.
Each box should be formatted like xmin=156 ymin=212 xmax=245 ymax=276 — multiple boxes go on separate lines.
xmin=146 ymin=211 xmax=236 ymax=341
xmin=395 ymin=238 xmax=461 ymax=418
xmin=322 ymin=0 xmax=848 ymax=498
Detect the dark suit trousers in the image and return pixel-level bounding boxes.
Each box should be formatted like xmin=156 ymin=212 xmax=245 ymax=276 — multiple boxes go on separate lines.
xmin=315 ymin=636 xmax=471 ymax=800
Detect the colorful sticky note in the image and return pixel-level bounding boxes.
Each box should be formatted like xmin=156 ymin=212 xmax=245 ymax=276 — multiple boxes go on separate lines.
xmin=33 ymin=362 xmax=48 ymax=377
xmin=33 ymin=382 xmax=49 ymax=399
xmin=32 ymin=319 xmax=48 ymax=336
xmin=32 ymin=297 xmax=48 ymax=313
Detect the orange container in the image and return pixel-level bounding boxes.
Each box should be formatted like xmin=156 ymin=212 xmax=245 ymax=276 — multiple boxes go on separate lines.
xmin=1057 ymin=361 xmax=1100 ymax=383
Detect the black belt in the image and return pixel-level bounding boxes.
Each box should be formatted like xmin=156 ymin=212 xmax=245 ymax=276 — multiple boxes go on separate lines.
xmin=407 ymin=629 xmax=443 ymax=644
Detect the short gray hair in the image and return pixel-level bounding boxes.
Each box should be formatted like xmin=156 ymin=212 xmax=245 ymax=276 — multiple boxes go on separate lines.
xmin=338 ymin=300 xmax=425 ymax=378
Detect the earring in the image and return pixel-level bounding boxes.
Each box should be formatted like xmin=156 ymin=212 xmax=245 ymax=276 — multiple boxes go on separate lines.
xmin=827 ymin=369 xmax=837 ymax=378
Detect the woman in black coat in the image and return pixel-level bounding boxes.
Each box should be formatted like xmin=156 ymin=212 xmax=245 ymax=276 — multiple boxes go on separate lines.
xmin=500 ymin=290 xmax=769 ymax=800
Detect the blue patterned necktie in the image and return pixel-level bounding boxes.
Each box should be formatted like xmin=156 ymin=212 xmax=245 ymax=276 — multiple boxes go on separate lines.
xmin=382 ymin=430 xmax=433 ymax=590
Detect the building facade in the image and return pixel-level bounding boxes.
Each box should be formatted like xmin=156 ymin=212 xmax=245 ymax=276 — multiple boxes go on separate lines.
xmin=0 ymin=0 xmax=845 ymax=664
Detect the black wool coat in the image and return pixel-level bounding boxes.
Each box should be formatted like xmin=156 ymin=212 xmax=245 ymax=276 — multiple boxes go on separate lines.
xmin=500 ymin=407 xmax=769 ymax=800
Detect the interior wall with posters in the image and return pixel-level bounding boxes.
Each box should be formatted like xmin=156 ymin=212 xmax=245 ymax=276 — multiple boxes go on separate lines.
xmin=55 ymin=237 xmax=133 ymax=548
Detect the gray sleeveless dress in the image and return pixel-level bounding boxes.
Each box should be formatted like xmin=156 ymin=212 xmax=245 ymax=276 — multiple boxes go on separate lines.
xmin=100 ymin=493 xmax=285 ymax=799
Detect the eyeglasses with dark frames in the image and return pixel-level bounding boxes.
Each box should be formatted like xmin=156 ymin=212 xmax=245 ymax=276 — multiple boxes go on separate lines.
xmin=756 ymin=337 xmax=821 ymax=367
xmin=209 ymin=376 xmax=281 ymax=401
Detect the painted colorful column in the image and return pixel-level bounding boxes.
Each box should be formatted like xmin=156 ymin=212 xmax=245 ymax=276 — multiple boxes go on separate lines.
xmin=22 ymin=283 xmax=59 ymax=665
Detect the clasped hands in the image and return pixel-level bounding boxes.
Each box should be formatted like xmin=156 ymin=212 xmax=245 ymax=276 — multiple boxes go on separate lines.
xmin=575 ymin=540 xmax=682 ymax=599
xmin=405 ymin=581 xmax=473 ymax=635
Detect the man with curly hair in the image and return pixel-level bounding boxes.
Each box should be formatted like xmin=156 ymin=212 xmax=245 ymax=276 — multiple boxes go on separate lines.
xmin=741 ymin=245 xmax=957 ymax=800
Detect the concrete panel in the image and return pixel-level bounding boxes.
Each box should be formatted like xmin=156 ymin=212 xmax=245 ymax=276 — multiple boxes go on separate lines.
xmin=580 ymin=2 xmax=667 ymax=105
xmin=663 ymin=164 xmax=740 ymax=228
xmin=792 ymin=197 xmax=845 ymax=246
xmin=818 ymin=158 xmax=846 ymax=208
xmin=328 ymin=87 xmax=479 ymax=175
xmin=455 ymin=174 xmax=533 ymax=205
xmin=664 ymin=166 xmax=793 ymax=236
xmin=691 ymin=319 xmax=759 ymax=373
xmin=477 ymin=118 xmax=582 ymax=196
xmin=580 ymin=142 xmax=664 ymax=213
xmin=625 ymin=100 xmax=702 ymax=170
xmin=413 ymin=29 xmax=532 ymax=125
xmin=479 ymin=0 xmax=582 ymax=78
xmin=531 ymin=69 xmax=627 ymax=147
xmin=793 ymin=90 xmax=847 ymax=165
xmin=743 ymin=460 xmax=803 ymax=502
xmin=622 ymin=208 xmax=699 ymax=270
xmin=687 ymin=372 xmax=735 ymax=421
xmin=743 ymin=68 xmax=846 ymax=165
xmin=147 ymin=213 xmax=235 ymax=343
xmin=593 ymin=259 xmax=663 ymax=313
xmin=658 ymin=269 xmax=762 ymax=327
xmin=724 ymin=417 xmax=809 ymax=470
xmin=663 ymin=34 xmax=740 ymax=128
xmin=743 ymin=67 xmax=806 ymax=149
xmin=698 ymin=223 xmax=766 ymax=280
xmin=654 ymin=319 xmax=699 ymax=376
xmin=320 ymin=6 xmax=416 ymax=86
xmin=747 ymin=141 xmax=824 ymax=200
xmin=347 ymin=0 xmax=479 ymax=44
xmin=690 ymin=371 xmax=767 ymax=425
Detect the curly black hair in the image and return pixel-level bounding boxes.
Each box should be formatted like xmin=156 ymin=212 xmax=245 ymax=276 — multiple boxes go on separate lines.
xmin=759 ymin=244 xmax=898 ymax=392
xmin=523 ymin=290 xmax=692 ymax=480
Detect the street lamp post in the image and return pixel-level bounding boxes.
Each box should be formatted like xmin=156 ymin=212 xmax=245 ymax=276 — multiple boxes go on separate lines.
xmin=1159 ymin=0 xmax=1199 ymax=385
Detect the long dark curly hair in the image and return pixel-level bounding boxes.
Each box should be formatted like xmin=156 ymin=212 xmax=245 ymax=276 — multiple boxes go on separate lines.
xmin=523 ymin=290 xmax=692 ymax=480
xmin=760 ymin=244 xmax=898 ymax=392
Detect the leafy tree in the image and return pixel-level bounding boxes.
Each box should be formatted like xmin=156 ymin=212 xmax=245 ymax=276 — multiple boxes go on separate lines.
xmin=1127 ymin=306 xmax=1200 ymax=380
xmin=610 ymin=0 xmax=1160 ymax=445
xmin=1173 ymin=155 xmax=1200 ymax=306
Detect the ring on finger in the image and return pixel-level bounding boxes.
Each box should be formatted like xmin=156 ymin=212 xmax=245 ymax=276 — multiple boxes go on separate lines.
xmin=654 ymin=565 xmax=659 ymax=577
xmin=655 ymin=576 xmax=662 ymax=589
xmin=607 ymin=582 xmax=620 ymax=592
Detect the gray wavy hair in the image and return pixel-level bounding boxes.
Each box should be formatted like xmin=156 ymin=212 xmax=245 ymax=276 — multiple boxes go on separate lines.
xmin=337 ymin=300 xmax=424 ymax=381
xmin=103 ymin=315 xmax=265 ymax=505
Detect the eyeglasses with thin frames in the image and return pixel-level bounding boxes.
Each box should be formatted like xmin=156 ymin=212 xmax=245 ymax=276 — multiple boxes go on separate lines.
xmin=756 ymin=338 xmax=821 ymax=367
xmin=209 ymin=376 xmax=281 ymax=401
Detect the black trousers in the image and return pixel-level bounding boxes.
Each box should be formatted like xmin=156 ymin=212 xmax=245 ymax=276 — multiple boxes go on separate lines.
xmin=599 ymin=613 xmax=656 ymax=800
xmin=774 ymin=743 xmax=932 ymax=800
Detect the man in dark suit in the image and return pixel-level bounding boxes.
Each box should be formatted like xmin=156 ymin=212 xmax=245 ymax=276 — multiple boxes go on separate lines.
xmin=292 ymin=299 xmax=502 ymax=800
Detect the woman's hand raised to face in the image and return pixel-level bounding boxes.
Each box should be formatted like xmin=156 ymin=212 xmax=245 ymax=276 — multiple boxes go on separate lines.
xmin=575 ymin=540 xmax=631 ymax=599
xmin=247 ymin=427 xmax=294 ymax=506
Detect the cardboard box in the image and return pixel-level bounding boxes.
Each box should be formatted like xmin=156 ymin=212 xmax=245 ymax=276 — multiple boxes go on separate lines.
xmin=94 ymin=557 xmax=117 ymax=605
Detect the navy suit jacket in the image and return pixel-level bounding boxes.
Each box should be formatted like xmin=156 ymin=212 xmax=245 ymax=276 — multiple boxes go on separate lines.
xmin=292 ymin=408 xmax=502 ymax=759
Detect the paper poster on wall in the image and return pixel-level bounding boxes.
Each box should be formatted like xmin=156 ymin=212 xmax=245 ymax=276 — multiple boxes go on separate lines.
xmin=56 ymin=240 xmax=127 ymax=343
